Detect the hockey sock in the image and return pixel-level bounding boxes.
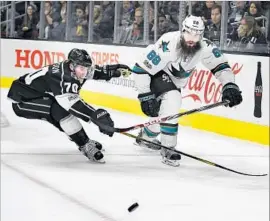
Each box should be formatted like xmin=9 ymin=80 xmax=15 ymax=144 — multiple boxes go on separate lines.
xmin=59 ymin=115 xmax=89 ymax=146
xmin=143 ymin=127 xmax=160 ymax=140
xmin=160 ymin=123 xmax=178 ymax=147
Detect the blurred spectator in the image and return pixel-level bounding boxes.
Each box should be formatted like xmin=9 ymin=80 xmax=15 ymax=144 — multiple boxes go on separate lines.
xmin=1 ymin=0 xmax=269 ymax=55
xmin=168 ymin=1 xmax=179 ymax=15
xmin=261 ymin=2 xmax=270 ymax=42
xmin=93 ymin=5 xmax=102 ymax=25
xmin=28 ymin=1 xmax=39 ymax=12
xmin=156 ymin=13 xmax=176 ymax=39
xmin=1 ymin=5 xmax=6 ymax=22
xmin=44 ymin=1 xmax=53 ymax=26
xmin=202 ymin=1 xmax=215 ymax=26
xmin=1 ymin=6 xmax=22 ymax=37
xmin=72 ymin=1 xmax=88 ymax=14
xmin=84 ymin=4 xmax=102 ymax=26
xmin=190 ymin=1 xmax=204 ymax=17
xmin=48 ymin=11 xmax=66 ymax=41
xmin=204 ymin=4 xmax=222 ymax=46
xmin=119 ymin=7 xmax=144 ymax=44
xmin=120 ymin=1 xmax=135 ymax=27
xmin=148 ymin=3 xmax=155 ymax=28
xmin=71 ymin=4 xmax=88 ymax=42
xmin=148 ymin=3 xmax=156 ymax=41
xmin=168 ymin=1 xmax=180 ymax=27
xmin=15 ymin=1 xmax=29 ymax=15
xmin=247 ymin=1 xmax=264 ymax=27
xmin=18 ymin=5 xmax=39 ymax=39
xmin=0 ymin=7 xmax=6 ymax=37
xmin=228 ymin=1 xmax=248 ymax=23
xmin=48 ymin=1 xmax=60 ymax=13
xmin=134 ymin=1 xmax=144 ymax=9
xmin=93 ymin=1 xmax=115 ymax=42
xmin=158 ymin=1 xmax=169 ymax=16
xmin=37 ymin=1 xmax=53 ymax=39
xmin=233 ymin=16 xmax=267 ymax=52
xmin=59 ymin=1 xmax=67 ymax=23
xmin=128 ymin=7 xmax=144 ymax=43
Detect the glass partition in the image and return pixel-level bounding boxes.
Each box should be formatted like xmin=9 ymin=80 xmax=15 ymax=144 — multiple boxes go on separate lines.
xmin=1 ymin=1 xmax=269 ymax=54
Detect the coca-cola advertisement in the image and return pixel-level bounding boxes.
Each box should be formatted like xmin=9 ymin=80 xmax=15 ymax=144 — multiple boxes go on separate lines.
xmin=182 ymin=62 xmax=243 ymax=104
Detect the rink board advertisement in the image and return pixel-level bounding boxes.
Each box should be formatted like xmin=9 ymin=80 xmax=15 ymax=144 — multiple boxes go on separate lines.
xmin=0 ymin=38 xmax=269 ymax=145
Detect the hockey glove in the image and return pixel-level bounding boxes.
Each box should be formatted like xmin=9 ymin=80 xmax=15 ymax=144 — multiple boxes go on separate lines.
xmin=138 ymin=92 xmax=160 ymax=117
xmin=93 ymin=109 xmax=114 ymax=137
xmin=95 ymin=64 xmax=131 ymax=81
xmin=222 ymin=83 xmax=243 ymax=107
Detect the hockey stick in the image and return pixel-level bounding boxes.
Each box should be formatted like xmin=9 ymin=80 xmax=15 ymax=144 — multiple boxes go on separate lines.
xmin=114 ymin=100 xmax=229 ymax=133
xmin=121 ymin=132 xmax=268 ymax=177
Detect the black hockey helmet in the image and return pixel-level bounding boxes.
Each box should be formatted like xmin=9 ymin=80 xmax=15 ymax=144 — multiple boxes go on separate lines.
xmin=68 ymin=48 xmax=93 ymax=67
xmin=68 ymin=48 xmax=95 ymax=79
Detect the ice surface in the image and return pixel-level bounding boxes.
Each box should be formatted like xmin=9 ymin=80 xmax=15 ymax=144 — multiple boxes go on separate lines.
xmin=1 ymin=89 xmax=269 ymax=221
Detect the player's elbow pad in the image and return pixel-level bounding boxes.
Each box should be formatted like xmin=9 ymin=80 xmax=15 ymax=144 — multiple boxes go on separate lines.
xmin=55 ymin=94 xmax=95 ymax=122
xmin=69 ymin=100 xmax=96 ymax=122
xmin=55 ymin=93 xmax=81 ymax=111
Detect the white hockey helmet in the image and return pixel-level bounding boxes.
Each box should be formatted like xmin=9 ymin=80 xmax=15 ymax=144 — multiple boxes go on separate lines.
xmin=182 ymin=15 xmax=205 ymax=37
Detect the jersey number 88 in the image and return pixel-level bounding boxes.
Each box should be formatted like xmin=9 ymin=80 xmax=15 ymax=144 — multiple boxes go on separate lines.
xmin=147 ymin=50 xmax=161 ymax=66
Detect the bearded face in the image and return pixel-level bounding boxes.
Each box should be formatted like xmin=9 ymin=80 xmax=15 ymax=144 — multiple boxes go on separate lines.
xmin=180 ymin=33 xmax=202 ymax=57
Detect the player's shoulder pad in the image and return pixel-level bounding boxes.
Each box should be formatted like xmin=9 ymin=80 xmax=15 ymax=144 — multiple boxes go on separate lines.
xmin=200 ymin=37 xmax=229 ymax=71
xmin=49 ymin=61 xmax=64 ymax=76
xmin=200 ymin=37 xmax=226 ymax=58
xmin=135 ymin=31 xmax=181 ymax=75
xmin=201 ymin=38 xmax=218 ymax=51
xmin=47 ymin=61 xmax=66 ymax=84
xmin=154 ymin=31 xmax=181 ymax=58
xmin=50 ymin=61 xmax=73 ymax=81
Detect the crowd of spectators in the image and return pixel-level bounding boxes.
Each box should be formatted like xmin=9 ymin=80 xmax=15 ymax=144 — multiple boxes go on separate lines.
xmin=200 ymin=1 xmax=270 ymax=52
xmin=1 ymin=1 xmax=269 ymax=53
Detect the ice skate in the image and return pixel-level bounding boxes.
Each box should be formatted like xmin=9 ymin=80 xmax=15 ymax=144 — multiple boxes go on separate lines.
xmin=160 ymin=147 xmax=181 ymax=167
xmin=79 ymin=139 xmax=105 ymax=163
xmin=90 ymin=139 xmax=104 ymax=151
xmin=135 ymin=129 xmax=161 ymax=150
xmin=70 ymin=136 xmax=104 ymax=151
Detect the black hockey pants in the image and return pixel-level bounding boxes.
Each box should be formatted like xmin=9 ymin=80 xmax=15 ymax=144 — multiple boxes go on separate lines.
xmin=8 ymin=79 xmax=70 ymax=131
xmin=12 ymin=96 xmax=70 ymax=132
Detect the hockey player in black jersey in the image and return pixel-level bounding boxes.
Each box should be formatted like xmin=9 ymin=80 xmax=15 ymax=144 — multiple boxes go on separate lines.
xmin=7 ymin=48 xmax=129 ymax=163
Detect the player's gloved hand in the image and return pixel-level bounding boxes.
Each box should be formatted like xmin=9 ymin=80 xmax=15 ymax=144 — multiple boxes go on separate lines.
xmin=222 ymin=83 xmax=242 ymax=107
xmin=96 ymin=64 xmax=131 ymax=81
xmin=93 ymin=109 xmax=114 ymax=137
xmin=138 ymin=92 xmax=160 ymax=117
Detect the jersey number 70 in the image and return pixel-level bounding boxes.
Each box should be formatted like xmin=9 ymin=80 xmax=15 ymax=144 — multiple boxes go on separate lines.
xmin=64 ymin=82 xmax=78 ymax=93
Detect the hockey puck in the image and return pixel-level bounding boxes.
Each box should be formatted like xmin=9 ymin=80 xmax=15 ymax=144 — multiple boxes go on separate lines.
xmin=128 ymin=202 xmax=139 ymax=212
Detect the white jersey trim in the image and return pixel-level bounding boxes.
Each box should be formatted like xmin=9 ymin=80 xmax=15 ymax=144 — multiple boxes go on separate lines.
xmin=55 ymin=93 xmax=80 ymax=111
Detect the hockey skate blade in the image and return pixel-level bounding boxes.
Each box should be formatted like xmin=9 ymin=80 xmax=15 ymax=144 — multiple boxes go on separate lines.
xmin=89 ymin=158 xmax=106 ymax=164
xmin=161 ymin=157 xmax=180 ymax=167
xmin=82 ymin=152 xmax=106 ymax=164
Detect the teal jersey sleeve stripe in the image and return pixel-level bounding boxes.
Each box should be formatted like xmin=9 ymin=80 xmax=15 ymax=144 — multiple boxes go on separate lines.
xmin=211 ymin=63 xmax=231 ymax=75
xmin=132 ymin=63 xmax=149 ymax=74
